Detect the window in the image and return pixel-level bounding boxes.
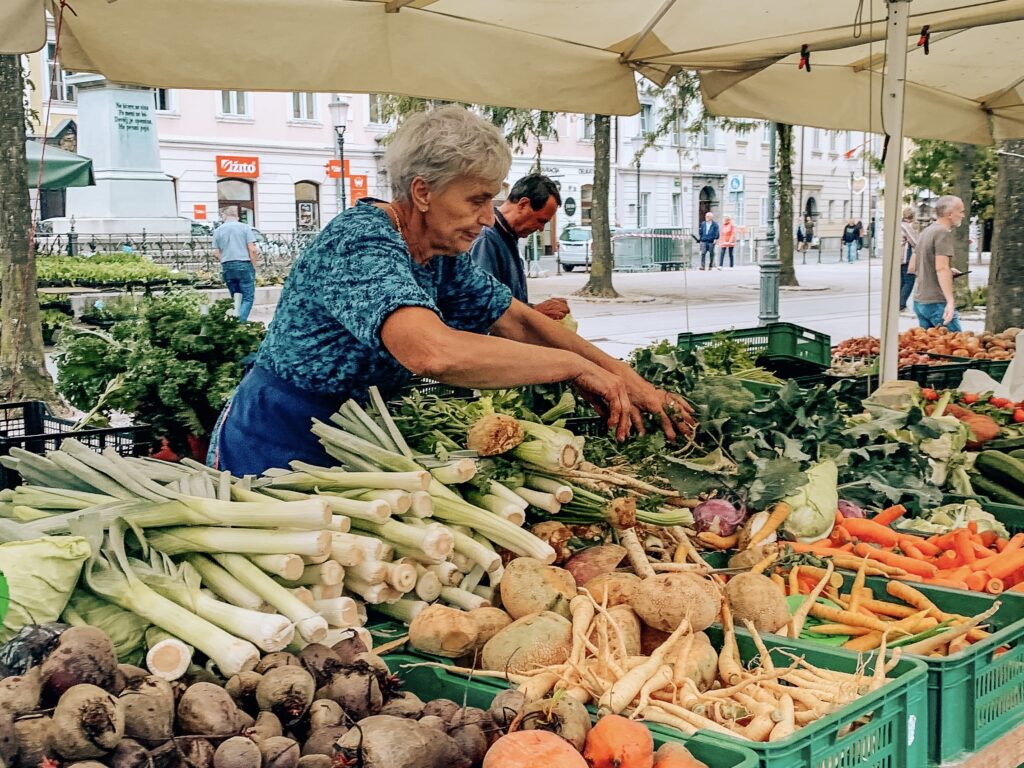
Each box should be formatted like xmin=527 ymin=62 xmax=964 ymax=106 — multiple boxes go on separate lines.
xmin=639 ymin=104 xmax=653 ymax=135
xmin=44 ymin=43 xmax=75 ymax=103
xmin=843 ymin=200 xmax=850 ymax=220
xmin=827 ymin=200 xmax=835 ymax=222
xmin=730 ymin=191 xmax=745 ymax=225
xmin=154 ymin=89 xmax=174 ymax=112
xmin=762 ymin=121 xmax=772 ymax=143
xmin=829 ymin=131 xmax=839 ymax=151
xmin=292 ymin=93 xmax=317 ymax=121
xmin=846 ymin=131 xmax=854 ymax=151
xmin=671 ymin=193 xmax=681 ymax=227
xmin=368 ymin=94 xmax=384 ymax=124
xmin=581 ymin=114 xmax=595 ymax=141
xmin=701 ymin=119 xmax=716 ymax=149
xmin=220 ymin=91 xmax=249 ymax=117
xmin=217 ymin=179 xmax=256 ymax=225
xmin=580 ymin=184 xmax=593 ymax=226
xmin=812 ymin=129 xmax=822 ymax=151
xmin=295 ymin=181 xmax=320 ymax=231
xmin=638 ymin=192 xmax=651 ymax=227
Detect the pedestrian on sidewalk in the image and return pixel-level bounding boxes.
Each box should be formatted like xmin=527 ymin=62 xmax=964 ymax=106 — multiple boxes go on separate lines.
xmin=909 ymin=195 xmax=965 ymax=332
xmin=698 ymin=212 xmax=719 ymax=270
xmin=842 ymin=219 xmax=859 ymax=263
xmin=855 ymin=219 xmax=865 ymax=256
xmin=718 ymin=215 xmax=736 ymax=268
xmin=469 ymin=174 xmax=569 ymax=320
xmin=899 ymin=207 xmax=919 ymax=312
xmin=213 ymin=209 xmax=259 ymax=322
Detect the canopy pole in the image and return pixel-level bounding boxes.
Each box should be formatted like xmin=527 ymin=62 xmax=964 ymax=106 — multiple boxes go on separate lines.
xmin=758 ymin=122 xmax=780 ymax=325
xmin=879 ymin=0 xmax=911 ymax=381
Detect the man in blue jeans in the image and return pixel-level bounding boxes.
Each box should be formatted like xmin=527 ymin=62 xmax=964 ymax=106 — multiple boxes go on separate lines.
xmin=698 ymin=212 xmax=719 ymax=271
xmin=909 ymin=195 xmax=965 ymax=332
xmin=213 ymin=209 xmax=258 ymax=322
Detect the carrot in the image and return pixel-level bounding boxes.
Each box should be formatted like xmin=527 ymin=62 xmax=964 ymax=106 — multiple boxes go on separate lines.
xmin=930 ymin=531 xmax=957 ymax=549
xmin=901 ymin=542 xmax=926 ymax=561
xmin=979 ymin=530 xmax=998 ymax=547
xmin=829 ymin=525 xmax=854 ymax=547
xmin=746 ymin=502 xmax=791 ymax=550
xmin=964 ymin=571 xmax=988 ymax=591
xmin=862 ymin=599 xmax=918 ymax=619
xmin=811 ymin=624 xmax=872 ymax=636
xmin=872 ymin=504 xmax=907 ymax=527
xmin=886 ymin=582 xmax=943 ymax=621
xmin=899 ymin=536 xmax=940 ymax=557
xmin=1009 ymin=582 xmax=1024 ymax=593
xmin=808 ymin=603 xmax=890 ymax=632
xmin=788 ymin=565 xmax=800 ymax=596
xmin=1005 ymin=533 xmax=1024 ymax=554
xmin=842 ymin=631 xmax=884 ymax=651
xmin=935 ymin=550 xmax=959 ymax=570
xmin=969 ymin=554 xmax=999 ymax=573
xmin=901 ymin=603 xmax=1000 ymax=656
xmin=996 ymin=538 xmax=1009 ymax=553
xmin=848 ymin=556 xmax=869 ymax=613
xmin=770 ymin=573 xmax=786 ymax=591
xmin=926 ymin=577 xmax=969 ymax=590
xmin=953 ymin=529 xmax=976 ymax=565
xmin=852 ymin=544 xmax=938 ymax=578
xmin=797 ymin=575 xmax=820 ymax=594
xmin=940 ymin=565 xmax=972 ymax=581
xmin=985 ymin=550 xmax=1024 ymax=580
xmin=840 ymin=518 xmax=899 ymax=547
xmin=968 ymin=521 xmax=979 ymax=535
xmin=697 ymin=532 xmax=738 ymax=550
xmin=750 ymin=550 xmax=778 ymax=575
xmin=799 ymin=565 xmax=844 ymax=590
xmin=791 ymin=561 xmax=834 ymax=637
xmin=986 ymin=578 xmax=1005 ymax=595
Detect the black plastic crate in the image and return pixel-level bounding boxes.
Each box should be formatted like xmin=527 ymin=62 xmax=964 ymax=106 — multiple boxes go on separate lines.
xmin=0 ymin=401 xmax=152 ymax=488
xmin=899 ymin=362 xmax=973 ymax=390
xmin=395 ymin=377 xmax=475 ymax=401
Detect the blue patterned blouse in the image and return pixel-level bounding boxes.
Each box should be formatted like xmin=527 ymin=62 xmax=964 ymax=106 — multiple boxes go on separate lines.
xmin=253 ymin=199 xmax=513 ymax=400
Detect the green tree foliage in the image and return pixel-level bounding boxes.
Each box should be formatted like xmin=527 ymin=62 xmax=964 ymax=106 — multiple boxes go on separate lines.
xmin=904 ymin=140 xmax=996 ymax=220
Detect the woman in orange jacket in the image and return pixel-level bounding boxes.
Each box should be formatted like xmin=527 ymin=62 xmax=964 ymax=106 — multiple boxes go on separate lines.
xmin=719 ymin=215 xmax=737 ymax=268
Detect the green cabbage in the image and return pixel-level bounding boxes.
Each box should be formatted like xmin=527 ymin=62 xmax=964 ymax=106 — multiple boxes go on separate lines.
xmin=0 ymin=536 xmax=91 ymax=642
xmin=62 ymin=591 xmax=151 ymax=665
xmin=899 ymin=499 xmax=1009 ymax=539
xmin=780 ymin=460 xmax=838 ymax=543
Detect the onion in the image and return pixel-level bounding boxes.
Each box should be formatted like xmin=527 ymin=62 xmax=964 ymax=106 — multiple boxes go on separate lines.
xmin=692 ymin=499 xmax=746 ymax=536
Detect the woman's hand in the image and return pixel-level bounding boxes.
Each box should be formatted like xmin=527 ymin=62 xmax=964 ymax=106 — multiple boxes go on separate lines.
xmin=615 ymin=364 xmax=697 ymax=442
xmin=571 ymin=365 xmax=634 ymax=441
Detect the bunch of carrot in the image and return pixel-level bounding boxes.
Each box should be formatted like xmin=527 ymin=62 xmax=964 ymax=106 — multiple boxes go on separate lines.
xmin=790 ymin=505 xmax=1024 ymax=595
xmin=767 ymin=560 xmax=1001 ymax=657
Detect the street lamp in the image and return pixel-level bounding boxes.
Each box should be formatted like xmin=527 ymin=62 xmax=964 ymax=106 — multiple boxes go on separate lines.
xmin=758 ymin=123 xmax=780 ymax=325
xmin=328 ymin=99 xmax=350 ymax=213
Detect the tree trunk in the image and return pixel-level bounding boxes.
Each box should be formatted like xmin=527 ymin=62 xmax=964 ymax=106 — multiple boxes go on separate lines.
xmin=0 ymin=55 xmax=55 ymax=402
xmin=952 ymin=142 xmax=975 ymax=309
xmin=776 ymin=124 xmax=798 ymax=287
xmin=987 ymin=139 xmax=1024 ymax=333
xmin=576 ymin=114 xmax=618 ymax=298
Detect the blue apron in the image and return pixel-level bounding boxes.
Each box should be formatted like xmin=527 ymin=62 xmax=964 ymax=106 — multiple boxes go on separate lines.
xmin=209 ymin=364 xmax=344 ymax=477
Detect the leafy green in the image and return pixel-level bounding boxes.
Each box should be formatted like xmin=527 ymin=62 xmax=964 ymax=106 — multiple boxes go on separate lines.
xmin=33 ymin=253 xmax=194 ymax=288
xmin=55 ymin=290 xmax=265 ymax=454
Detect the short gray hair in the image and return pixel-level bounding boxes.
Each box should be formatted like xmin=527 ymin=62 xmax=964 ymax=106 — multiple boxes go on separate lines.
xmin=385 ymin=106 xmax=511 ymax=202
xmin=935 ymin=195 xmax=962 ymax=217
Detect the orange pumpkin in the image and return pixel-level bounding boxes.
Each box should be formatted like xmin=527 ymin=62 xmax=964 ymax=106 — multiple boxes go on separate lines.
xmin=582 ymin=715 xmax=654 ymax=768
xmin=484 ymin=731 xmax=587 ymax=768
xmin=653 ymin=743 xmax=710 ymax=768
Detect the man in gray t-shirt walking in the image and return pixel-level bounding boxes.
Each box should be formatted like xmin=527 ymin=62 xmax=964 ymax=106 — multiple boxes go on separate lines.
xmin=213 ymin=209 xmax=259 ymax=322
xmin=909 ymin=195 xmax=965 ymax=332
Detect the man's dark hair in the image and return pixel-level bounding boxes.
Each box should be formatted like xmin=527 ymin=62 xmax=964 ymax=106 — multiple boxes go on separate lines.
xmin=508 ymin=174 xmax=561 ymax=210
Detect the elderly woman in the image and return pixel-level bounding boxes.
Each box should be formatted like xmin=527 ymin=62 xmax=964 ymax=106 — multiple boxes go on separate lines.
xmin=210 ymin=107 xmax=693 ymax=476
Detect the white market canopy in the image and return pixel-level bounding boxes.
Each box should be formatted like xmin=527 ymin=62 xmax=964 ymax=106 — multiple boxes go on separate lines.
xmin=3 ymin=0 xmax=1024 ymax=117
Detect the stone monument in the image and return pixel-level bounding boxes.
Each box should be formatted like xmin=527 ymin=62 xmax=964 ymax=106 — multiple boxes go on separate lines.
xmin=49 ymin=74 xmax=188 ymax=235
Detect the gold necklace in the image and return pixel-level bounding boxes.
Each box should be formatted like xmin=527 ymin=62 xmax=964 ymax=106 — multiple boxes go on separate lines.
xmin=384 ymin=203 xmax=406 ymax=243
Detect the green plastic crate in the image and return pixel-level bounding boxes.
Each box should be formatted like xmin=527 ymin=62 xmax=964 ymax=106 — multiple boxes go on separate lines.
xmin=645 ymin=626 xmax=928 ymax=768
xmin=383 ymin=652 xmax=759 ymax=768
xmin=676 ymin=323 xmax=830 ymax=376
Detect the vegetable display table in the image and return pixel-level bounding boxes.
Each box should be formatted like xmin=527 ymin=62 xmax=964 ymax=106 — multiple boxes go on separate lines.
xmin=953 ymin=720 xmax=1024 ymax=768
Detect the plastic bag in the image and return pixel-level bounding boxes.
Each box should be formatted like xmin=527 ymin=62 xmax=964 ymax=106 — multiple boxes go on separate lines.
xmin=958 ymin=330 xmax=1024 ymax=402
xmin=0 ymin=623 xmax=67 ymax=677
xmin=0 ymin=536 xmax=91 ymax=643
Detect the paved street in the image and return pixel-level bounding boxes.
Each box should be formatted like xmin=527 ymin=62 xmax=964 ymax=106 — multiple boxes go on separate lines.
xmin=247 ymin=256 xmax=991 ymax=359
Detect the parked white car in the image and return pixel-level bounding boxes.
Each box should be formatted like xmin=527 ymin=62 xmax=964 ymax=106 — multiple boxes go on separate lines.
xmin=558 ymin=226 xmax=601 ymax=271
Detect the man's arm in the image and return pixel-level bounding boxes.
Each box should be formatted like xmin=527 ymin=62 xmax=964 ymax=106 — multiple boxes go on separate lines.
xmin=248 ymin=242 xmax=259 ymax=267
xmin=935 ymin=254 xmax=957 ymax=323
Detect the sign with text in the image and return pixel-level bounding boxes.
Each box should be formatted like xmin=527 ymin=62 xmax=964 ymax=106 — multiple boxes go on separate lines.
xmin=216 ymin=155 xmax=260 ymax=178
xmin=326 ymin=159 xmax=352 ymax=179
xmin=348 ymin=174 xmax=368 ymax=204
xmin=193 ymin=204 xmax=207 ymax=220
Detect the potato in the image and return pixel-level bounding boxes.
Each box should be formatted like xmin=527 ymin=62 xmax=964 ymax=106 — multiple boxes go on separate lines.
xmin=481 ymin=612 xmax=572 ymax=674
xmin=408 ymin=605 xmax=479 ymax=658
xmin=499 ymin=558 xmax=576 ymax=620
xmin=467 ymin=607 xmax=513 ymax=646
xmin=590 ymin=605 xmax=641 ymax=656
xmin=725 ymin=572 xmax=789 ymax=633
xmin=582 ymin=572 xmax=640 ymax=607
xmin=631 ymin=573 xmax=721 ymax=632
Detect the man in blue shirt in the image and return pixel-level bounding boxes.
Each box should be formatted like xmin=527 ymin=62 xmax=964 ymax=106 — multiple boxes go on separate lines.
xmin=213 ymin=209 xmax=259 ymax=321
xmin=698 ymin=211 xmax=720 ymax=271
xmin=470 ymin=174 xmax=569 ymax=320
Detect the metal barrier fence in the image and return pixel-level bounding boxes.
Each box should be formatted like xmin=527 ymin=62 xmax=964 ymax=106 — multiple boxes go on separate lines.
xmin=32 ymin=230 xmax=315 ymax=281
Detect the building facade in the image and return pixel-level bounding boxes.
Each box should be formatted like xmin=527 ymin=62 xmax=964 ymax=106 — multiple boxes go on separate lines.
xmin=27 ymin=39 xmax=879 ymax=248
